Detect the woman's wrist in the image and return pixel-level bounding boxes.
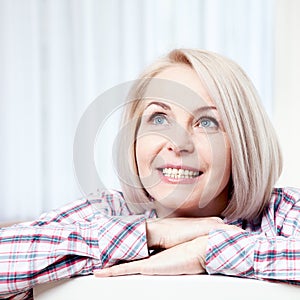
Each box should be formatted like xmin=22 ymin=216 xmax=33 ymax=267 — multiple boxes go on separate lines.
xmin=145 ymin=219 xmax=161 ymax=249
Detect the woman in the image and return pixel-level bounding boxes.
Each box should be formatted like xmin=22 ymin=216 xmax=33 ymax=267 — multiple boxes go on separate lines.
xmin=95 ymin=49 xmax=299 ymax=280
xmin=1 ymin=49 xmax=299 ymax=300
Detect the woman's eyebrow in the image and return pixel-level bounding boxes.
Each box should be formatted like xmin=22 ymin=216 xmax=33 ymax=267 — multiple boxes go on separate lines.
xmin=145 ymin=101 xmax=171 ymax=110
xmin=193 ymin=105 xmax=217 ymax=114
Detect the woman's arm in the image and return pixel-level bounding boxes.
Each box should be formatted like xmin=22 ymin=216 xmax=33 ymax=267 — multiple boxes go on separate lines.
xmin=94 ymin=222 xmax=241 ymax=277
xmin=206 ymin=187 xmax=300 ymax=283
xmin=0 ymin=191 xmax=232 ymax=299
xmin=206 ymin=229 xmax=300 ymax=283
xmin=205 ymin=188 xmax=300 ymax=283
xmin=94 ymin=226 xmax=300 ymax=285
xmin=0 ymin=193 xmax=149 ymax=298
xmin=97 ymin=189 xmax=300 ymax=284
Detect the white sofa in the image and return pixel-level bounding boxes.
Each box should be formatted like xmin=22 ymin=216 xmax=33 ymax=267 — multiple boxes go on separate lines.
xmin=34 ymin=274 xmax=300 ymax=300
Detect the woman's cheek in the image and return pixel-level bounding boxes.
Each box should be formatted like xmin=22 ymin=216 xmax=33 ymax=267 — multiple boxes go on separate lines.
xmin=136 ymin=134 xmax=162 ymax=176
xmin=206 ymin=133 xmax=231 ymax=187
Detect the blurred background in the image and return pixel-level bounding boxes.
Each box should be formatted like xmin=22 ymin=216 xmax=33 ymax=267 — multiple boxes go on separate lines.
xmin=0 ymin=0 xmax=299 ymax=221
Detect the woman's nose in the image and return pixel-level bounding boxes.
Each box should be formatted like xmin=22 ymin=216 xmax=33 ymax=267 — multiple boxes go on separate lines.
xmin=165 ymin=126 xmax=195 ymax=155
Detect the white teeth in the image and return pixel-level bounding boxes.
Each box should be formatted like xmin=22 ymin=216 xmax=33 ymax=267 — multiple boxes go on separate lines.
xmin=162 ymin=168 xmax=200 ymax=179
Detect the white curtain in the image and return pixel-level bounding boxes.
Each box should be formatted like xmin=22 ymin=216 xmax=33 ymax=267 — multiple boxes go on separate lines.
xmin=0 ymin=0 xmax=274 ymax=221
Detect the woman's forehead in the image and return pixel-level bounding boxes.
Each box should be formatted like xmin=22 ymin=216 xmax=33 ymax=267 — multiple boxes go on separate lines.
xmin=136 ymin=67 xmax=215 ymax=113
xmin=153 ymin=64 xmax=211 ymax=100
xmin=138 ymin=91 xmax=216 ymax=117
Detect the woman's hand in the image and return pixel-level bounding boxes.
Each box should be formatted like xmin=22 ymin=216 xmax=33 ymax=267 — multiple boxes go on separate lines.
xmin=94 ymin=236 xmax=208 ymax=277
xmin=146 ymin=217 xmax=234 ymax=249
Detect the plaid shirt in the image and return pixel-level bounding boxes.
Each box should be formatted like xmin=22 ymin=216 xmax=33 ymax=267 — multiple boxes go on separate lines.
xmin=1 ymin=187 xmax=300 ymax=299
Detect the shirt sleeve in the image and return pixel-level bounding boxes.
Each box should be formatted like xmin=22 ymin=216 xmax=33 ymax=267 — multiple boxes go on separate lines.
xmin=206 ymin=229 xmax=300 ymax=282
xmin=0 ymin=192 xmax=149 ymax=299
xmin=205 ymin=188 xmax=300 ymax=284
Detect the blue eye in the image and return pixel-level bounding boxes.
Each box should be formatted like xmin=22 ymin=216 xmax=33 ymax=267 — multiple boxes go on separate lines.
xmin=197 ymin=117 xmax=219 ymax=129
xmin=150 ymin=113 xmax=168 ymax=125
xmin=200 ymin=119 xmax=213 ymax=127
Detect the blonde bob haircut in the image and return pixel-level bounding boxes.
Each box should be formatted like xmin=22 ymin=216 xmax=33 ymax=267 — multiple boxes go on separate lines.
xmin=116 ymin=48 xmax=282 ymax=221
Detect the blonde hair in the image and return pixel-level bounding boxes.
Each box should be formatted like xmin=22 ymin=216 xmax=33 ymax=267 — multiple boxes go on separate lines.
xmin=116 ymin=49 xmax=282 ymax=221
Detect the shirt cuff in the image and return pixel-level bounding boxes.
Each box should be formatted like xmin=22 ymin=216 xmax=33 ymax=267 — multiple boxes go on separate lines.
xmin=97 ymin=215 xmax=149 ymax=267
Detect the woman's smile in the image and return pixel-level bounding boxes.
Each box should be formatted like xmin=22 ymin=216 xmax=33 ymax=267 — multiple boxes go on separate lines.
xmin=157 ymin=165 xmax=203 ymax=184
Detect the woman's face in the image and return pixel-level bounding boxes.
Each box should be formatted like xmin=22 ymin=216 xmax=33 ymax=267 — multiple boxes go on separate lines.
xmin=135 ymin=65 xmax=231 ymax=217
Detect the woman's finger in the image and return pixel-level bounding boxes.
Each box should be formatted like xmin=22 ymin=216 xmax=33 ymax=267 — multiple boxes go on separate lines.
xmin=94 ymin=259 xmax=146 ymax=277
